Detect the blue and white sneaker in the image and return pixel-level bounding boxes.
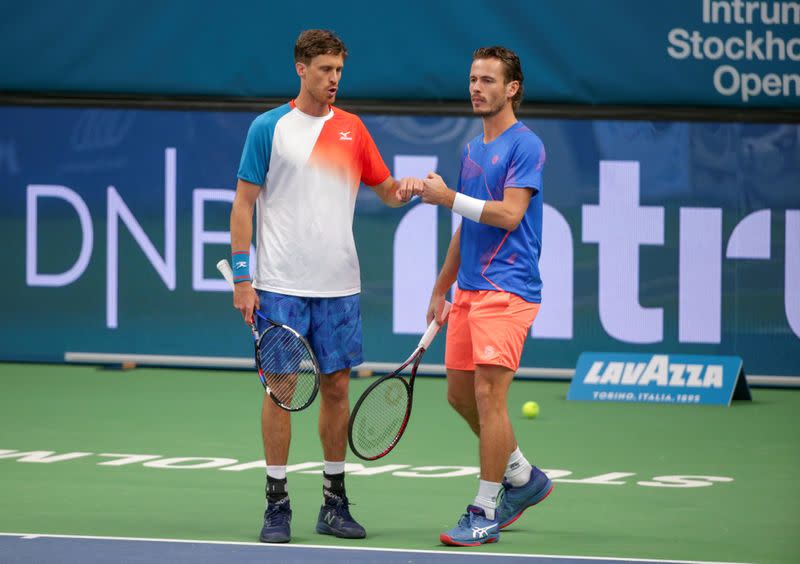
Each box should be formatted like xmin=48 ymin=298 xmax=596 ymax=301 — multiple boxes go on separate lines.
xmin=315 ymin=494 xmax=367 ymax=539
xmin=440 ymin=505 xmax=500 ymax=546
xmin=259 ymin=497 xmax=292 ymax=543
xmin=496 ymin=466 xmax=553 ymax=529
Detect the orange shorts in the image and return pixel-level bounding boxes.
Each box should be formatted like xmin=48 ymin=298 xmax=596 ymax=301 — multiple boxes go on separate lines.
xmin=445 ymin=289 xmax=540 ymax=372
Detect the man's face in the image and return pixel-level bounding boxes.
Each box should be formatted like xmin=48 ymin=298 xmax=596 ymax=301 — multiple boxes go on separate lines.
xmin=297 ymin=53 xmax=344 ymax=105
xmin=469 ymin=58 xmax=516 ymax=117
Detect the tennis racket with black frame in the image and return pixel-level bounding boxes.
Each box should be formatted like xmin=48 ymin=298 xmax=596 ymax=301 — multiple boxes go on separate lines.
xmin=217 ymin=259 xmax=320 ymax=412
xmin=348 ymin=301 xmax=452 ymax=461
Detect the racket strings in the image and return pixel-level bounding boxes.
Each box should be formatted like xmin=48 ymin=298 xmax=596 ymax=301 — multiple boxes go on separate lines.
xmin=258 ymin=327 xmax=317 ymax=410
xmin=351 ymin=377 xmax=410 ymax=459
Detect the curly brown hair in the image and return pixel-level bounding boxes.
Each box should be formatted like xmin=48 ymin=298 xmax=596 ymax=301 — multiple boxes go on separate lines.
xmin=473 ymin=46 xmax=524 ymax=111
xmin=294 ymin=29 xmax=348 ymax=64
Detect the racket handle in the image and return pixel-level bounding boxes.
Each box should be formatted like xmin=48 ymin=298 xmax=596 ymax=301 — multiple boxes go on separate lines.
xmin=418 ymin=301 xmax=452 ymax=350
xmin=216 ymin=259 xmax=235 ymax=290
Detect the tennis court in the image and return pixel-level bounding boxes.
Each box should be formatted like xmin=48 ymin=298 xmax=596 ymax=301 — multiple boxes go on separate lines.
xmin=1 ymin=362 xmax=797 ymax=563
xmin=3 ymin=3 xmax=799 ymax=564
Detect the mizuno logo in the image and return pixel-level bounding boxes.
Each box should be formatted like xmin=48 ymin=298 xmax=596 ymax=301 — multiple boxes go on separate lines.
xmin=339 ymin=131 xmax=352 ymax=141
xmin=234 ymin=261 xmax=248 ymax=269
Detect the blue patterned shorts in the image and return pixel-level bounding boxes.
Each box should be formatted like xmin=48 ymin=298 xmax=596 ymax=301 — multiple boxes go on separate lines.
xmin=255 ymin=290 xmax=363 ymax=375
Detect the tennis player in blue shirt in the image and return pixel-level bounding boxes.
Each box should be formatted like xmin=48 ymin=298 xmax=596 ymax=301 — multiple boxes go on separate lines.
xmin=408 ymin=46 xmax=553 ymax=547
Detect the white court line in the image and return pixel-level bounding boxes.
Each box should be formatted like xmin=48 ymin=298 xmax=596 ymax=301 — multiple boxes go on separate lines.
xmin=0 ymin=532 xmax=752 ymax=564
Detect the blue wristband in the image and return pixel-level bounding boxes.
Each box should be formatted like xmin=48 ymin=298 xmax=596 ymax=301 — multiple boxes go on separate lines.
xmin=232 ymin=251 xmax=251 ymax=283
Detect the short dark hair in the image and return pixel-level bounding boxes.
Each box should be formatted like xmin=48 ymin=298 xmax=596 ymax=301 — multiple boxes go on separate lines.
xmin=473 ymin=46 xmax=524 ymax=111
xmin=294 ymin=29 xmax=348 ymax=64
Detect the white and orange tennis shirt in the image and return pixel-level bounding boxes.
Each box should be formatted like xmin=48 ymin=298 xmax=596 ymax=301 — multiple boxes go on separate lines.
xmin=237 ymin=101 xmax=391 ymax=298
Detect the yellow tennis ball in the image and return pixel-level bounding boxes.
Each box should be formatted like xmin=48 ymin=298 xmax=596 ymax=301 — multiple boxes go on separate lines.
xmin=522 ymin=401 xmax=539 ymax=419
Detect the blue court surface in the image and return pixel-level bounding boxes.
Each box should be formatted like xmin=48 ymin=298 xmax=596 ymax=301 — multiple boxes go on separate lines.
xmin=0 ymin=534 xmax=750 ymax=564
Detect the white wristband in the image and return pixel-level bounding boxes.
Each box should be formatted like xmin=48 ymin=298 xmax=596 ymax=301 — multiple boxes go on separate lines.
xmin=452 ymin=192 xmax=485 ymax=223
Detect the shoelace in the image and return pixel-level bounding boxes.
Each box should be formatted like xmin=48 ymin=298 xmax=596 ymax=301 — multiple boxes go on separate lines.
xmin=468 ymin=510 xmax=498 ymax=532
xmin=265 ymin=500 xmax=290 ymax=526
xmin=324 ymin=493 xmax=356 ymax=520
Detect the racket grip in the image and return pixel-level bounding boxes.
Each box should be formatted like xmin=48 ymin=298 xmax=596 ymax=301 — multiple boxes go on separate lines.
xmin=216 ymin=259 xmax=235 ymax=290
xmin=418 ymin=301 xmax=452 ymax=350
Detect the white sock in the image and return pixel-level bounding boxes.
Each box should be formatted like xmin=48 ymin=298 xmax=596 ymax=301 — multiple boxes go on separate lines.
xmin=505 ymin=447 xmax=533 ymax=487
xmin=323 ymin=460 xmax=346 ymax=476
xmin=266 ymin=465 xmax=287 ymax=480
xmin=473 ymin=479 xmax=502 ymax=520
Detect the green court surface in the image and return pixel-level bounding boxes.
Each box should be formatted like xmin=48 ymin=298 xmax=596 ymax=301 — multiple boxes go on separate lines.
xmin=0 ymin=363 xmax=798 ymax=563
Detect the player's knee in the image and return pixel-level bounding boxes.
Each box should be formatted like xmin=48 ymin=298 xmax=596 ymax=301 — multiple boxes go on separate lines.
xmin=474 ymin=382 xmax=505 ymax=411
xmin=447 ymin=390 xmax=474 ymax=416
xmin=321 ymin=377 xmax=349 ymax=404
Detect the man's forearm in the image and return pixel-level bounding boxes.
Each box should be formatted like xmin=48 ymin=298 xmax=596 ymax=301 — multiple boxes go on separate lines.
xmin=230 ymin=199 xmax=254 ymax=252
xmin=433 ymin=227 xmax=461 ymax=294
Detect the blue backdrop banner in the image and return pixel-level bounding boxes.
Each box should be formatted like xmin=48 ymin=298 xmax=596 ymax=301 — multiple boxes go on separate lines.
xmin=1 ymin=105 xmax=799 ymax=376
xmin=1 ymin=0 xmax=798 ymax=107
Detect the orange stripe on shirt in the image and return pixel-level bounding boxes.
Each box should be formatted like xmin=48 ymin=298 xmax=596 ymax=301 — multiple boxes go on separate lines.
xmin=480 ymin=230 xmax=511 ymax=291
xmin=308 ymin=107 xmax=389 ymax=190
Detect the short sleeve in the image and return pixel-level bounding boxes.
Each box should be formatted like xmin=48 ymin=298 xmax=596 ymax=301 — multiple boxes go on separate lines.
xmin=358 ymin=120 xmax=391 ymax=187
xmin=506 ymin=135 xmax=545 ymax=194
xmin=455 ymin=145 xmax=470 ymax=193
xmin=237 ymin=117 xmax=271 ymax=186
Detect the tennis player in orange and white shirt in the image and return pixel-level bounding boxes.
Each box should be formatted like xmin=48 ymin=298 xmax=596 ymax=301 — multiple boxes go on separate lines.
xmin=229 ymin=29 xmax=421 ymax=544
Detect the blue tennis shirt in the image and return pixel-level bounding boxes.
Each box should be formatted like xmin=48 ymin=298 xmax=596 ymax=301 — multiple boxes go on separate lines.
xmin=456 ymin=121 xmax=545 ymax=303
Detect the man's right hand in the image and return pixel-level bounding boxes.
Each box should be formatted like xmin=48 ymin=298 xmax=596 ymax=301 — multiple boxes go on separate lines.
xmin=233 ymin=281 xmax=259 ymax=324
xmin=396 ymin=177 xmax=424 ymax=202
xmin=427 ymin=292 xmax=448 ymax=326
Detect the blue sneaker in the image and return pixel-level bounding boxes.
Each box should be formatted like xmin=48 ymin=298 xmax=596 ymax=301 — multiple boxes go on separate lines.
xmin=259 ymin=497 xmax=292 ymax=543
xmin=440 ymin=505 xmax=500 ymax=547
xmin=315 ymin=494 xmax=366 ymax=539
xmin=496 ymin=466 xmax=553 ymax=529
